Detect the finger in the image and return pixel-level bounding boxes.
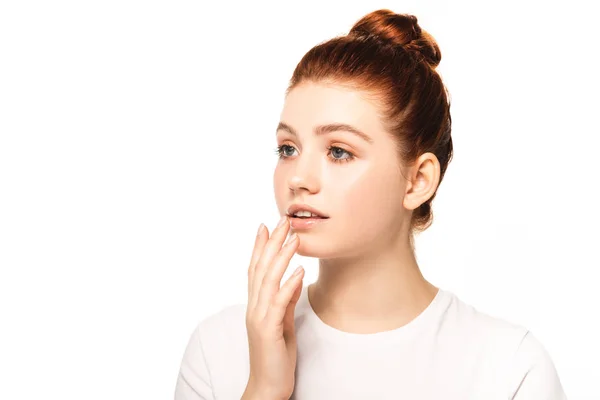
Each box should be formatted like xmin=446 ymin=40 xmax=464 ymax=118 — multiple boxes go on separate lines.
xmin=250 ymin=216 xmax=290 ymax=308
xmin=282 ymin=278 xmax=304 ymax=338
xmin=248 ymin=223 xmax=269 ymax=299
xmin=256 ymin=233 xmax=299 ymax=313
xmin=266 ymin=265 xmax=304 ymax=327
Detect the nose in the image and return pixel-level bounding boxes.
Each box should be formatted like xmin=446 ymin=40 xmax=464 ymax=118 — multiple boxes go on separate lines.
xmin=287 ymin=152 xmax=320 ymax=194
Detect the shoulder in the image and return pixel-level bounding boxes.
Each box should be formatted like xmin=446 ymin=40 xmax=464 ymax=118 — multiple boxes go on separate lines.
xmin=441 ymin=290 xmax=530 ymax=351
xmin=441 ymin=291 xmax=567 ymax=398
xmin=176 ymin=302 xmax=250 ymax=399
xmin=196 ymin=302 xmax=247 ymax=338
xmin=192 ymin=302 xmax=249 ymax=361
xmin=507 ymin=330 xmax=567 ymax=399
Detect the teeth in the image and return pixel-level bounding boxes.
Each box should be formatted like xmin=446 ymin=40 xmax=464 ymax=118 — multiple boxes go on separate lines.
xmin=294 ymin=210 xmax=319 ymax=218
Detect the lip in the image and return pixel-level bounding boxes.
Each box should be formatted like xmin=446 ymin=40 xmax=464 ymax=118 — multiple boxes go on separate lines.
xmin=287 ymin=203 xmax=329 ymax=218
xmin=289 ymin=216 xmax=329 ymax=230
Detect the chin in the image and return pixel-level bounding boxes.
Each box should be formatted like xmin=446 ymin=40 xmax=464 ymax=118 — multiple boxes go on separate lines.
xmin=294 ymin=238 xmax=341 ymax=258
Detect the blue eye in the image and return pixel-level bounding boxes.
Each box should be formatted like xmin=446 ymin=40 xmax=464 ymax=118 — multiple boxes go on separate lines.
xmin=274 ymin=145 xmax=355 ymax=163
xmin=277 ymin=144 xmax=297 ymax=157
xmin=329 ymin=146 xmax=352 ymax=161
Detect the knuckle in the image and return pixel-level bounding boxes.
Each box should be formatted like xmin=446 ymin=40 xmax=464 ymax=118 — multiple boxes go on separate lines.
xmin=261 ymin=246 xmax=274 ymax=260
xmin=261 ymin=273 xmax=277 ymax=286
xmin=253 ymin=260 xmax=265 ymax=274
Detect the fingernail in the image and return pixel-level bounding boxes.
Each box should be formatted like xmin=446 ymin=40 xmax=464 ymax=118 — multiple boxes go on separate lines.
xmin=293 ymin=266 xmax=304 ymax=276
xmin=256 ymin=223 xmax=265 ymax=237
xmin=276 ymin=215 xmax=287 ymax=228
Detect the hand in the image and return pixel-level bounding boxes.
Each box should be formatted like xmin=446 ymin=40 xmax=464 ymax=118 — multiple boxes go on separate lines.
xmin=244 ymin=216 xmax=304 ymax=400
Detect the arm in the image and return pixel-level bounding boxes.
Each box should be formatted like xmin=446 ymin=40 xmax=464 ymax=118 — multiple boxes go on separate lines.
xmin=509 ymin=330 xmax=567 ymax=399
xmin=173 ymin=322 xmax=280 ymax=400
xmin=174 ymin=323 xmax=216 ymax=400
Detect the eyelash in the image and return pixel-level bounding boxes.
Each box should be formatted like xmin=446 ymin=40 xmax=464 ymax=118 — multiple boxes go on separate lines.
xmin=274 ymin=144 xmax=355 ymax=163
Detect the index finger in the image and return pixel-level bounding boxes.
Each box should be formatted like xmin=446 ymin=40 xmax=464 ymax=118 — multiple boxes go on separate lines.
xmin=248 ymin=223 xmax=269 ymax=300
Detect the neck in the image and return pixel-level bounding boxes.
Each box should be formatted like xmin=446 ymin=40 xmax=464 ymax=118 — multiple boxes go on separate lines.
xmin=308 ymin=232 xmax=438 ymax=334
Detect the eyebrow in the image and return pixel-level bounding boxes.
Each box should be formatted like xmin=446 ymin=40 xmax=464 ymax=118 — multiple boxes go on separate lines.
xmin=276 ymin=122 xmax=374 ymax=144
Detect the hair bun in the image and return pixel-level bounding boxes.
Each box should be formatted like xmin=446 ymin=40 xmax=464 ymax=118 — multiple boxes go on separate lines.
xmin=349 ymin=9 xmax=441 ymax=68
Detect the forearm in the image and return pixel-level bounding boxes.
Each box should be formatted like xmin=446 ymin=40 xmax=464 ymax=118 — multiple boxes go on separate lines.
xmin=241 ymin=380 xmax=287 ymax=400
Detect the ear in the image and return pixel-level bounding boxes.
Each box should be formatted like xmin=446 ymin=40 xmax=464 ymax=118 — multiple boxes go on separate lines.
xmin=402 ymin=152 xmax=441 ymax=211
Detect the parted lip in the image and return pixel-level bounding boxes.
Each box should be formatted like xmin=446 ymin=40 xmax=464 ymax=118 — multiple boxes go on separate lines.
xmin=287 ymin=204 xmax=329 ymax=218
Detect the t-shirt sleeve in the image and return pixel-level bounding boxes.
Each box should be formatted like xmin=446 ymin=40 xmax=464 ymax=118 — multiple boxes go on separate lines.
xmin=509 ymin=330 xmax=568 ymax=399
xmin=174 ymin=322 xmax=216 ymax=400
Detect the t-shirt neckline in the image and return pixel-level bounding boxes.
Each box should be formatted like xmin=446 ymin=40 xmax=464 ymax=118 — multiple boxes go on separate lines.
xmin=298 ymin=284 xmax=450 ymax=346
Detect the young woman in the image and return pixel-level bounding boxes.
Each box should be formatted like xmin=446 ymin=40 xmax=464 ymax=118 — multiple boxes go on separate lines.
xmin=175 ymin=9 xmax=567 ymax=400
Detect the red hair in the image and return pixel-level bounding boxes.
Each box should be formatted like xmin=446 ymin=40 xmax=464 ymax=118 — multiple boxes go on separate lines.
xmin=286 ymin=10 xmax=453 ymax=233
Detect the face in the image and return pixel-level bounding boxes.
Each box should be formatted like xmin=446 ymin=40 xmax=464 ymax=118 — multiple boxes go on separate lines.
xmin=273 ymin=81 xmax=413 ymax=259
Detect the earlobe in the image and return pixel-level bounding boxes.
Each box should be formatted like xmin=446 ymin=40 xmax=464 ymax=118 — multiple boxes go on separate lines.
xmin=402 ymin=153 xmax=441 ymax=211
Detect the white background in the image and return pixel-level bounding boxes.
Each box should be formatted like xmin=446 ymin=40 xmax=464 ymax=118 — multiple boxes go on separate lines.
xmin=1 ymin=0 xmax=598 ymax=399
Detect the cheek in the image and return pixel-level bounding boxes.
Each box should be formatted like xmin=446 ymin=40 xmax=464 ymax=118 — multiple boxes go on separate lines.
xmin=343 ymin=166 xmax=406 ymax=229
xmin=273 ymin=165 xmax=287 ymax=208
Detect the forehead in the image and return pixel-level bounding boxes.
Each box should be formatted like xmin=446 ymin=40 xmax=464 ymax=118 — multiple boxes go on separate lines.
xmin=280 ymin=82 xmax=386 ymax=136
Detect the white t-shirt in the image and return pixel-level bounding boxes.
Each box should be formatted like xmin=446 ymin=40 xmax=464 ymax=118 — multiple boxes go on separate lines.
xmin=174 ymin=285 xmax=567 ymax=399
